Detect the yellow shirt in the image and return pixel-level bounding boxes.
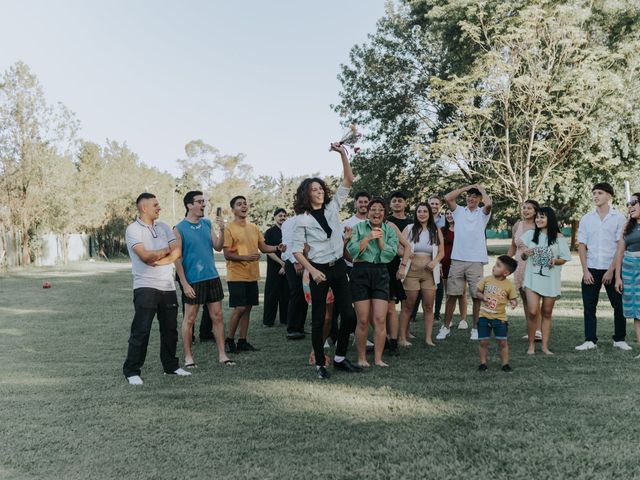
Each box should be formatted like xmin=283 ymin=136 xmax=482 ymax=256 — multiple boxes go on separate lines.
xmin=477 ymin=275 xmax=517 ymax=321
xmin=223 ymin=221 xmax=264 ymax=282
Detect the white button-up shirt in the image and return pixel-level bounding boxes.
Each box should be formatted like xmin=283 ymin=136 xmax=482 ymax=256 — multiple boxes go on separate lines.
xmin=281 ymin=215 xmax=299 ymax=263
xmin=342 ymin=214 xmax=366 ymax=267
xmin=292 ymin=185 xmax=350 ymax=264
xmin=577 ymin=207 xmax=626 ymax=270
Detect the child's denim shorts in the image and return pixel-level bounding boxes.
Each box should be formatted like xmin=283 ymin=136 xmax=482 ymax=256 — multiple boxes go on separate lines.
xmin=478 ymin=316 xmax=508 ymax=340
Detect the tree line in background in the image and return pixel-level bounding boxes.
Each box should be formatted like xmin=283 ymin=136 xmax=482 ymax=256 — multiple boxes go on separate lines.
xmin=0 ymin=62 xmax=330 ymax=266
xmin=334 ymin=0 xmax=640 ymax=237
xmin=2 ymin=0 xmax=639 ymax=266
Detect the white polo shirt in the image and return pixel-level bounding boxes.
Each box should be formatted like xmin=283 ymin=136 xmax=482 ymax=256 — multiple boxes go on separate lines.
xmin=125 ymin=218 xmax=176 ymax=291
xmin=577 ymin=207 xmax=626 ymax=270
xmin=451 ymin=206 xmax=491 ymax=264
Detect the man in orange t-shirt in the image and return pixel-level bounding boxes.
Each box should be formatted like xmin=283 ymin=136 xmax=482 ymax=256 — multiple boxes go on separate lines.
xmin=223 ymin=195 xmax=284 ymax=353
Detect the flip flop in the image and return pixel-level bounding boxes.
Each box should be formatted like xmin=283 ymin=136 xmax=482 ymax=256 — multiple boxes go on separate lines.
xmin=184 ymin=362 xmax=197 ymax=369
xmin=220 ymin=360 xmax=236 ymax=366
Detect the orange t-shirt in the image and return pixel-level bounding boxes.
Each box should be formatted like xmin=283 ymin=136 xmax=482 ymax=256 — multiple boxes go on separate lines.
xmin=223 ymin=221 xmax=264 ymax=281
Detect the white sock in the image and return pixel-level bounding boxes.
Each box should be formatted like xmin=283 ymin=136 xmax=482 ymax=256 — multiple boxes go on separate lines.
xmin=334 ymin=355 xmax=345 ymax=363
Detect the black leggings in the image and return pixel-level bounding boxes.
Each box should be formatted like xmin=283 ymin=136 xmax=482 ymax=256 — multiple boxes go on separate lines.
xmin=309 ymin=259 xmax=356 ymax=366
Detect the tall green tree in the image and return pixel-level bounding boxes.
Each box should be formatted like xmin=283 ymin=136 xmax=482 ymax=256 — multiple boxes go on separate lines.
xmin=336 ymin=0 xmax=640 ymax=228
xmin=0 ymin=61 xmax=78 ymax=264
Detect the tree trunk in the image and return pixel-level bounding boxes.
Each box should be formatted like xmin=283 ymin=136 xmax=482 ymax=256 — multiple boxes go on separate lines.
xmin=21 ymin=229 xmax=30 ymax=265
xmin=63 ymin=233 xmax=69 ymax=265
xmin=570 ymin=219 xmax=578 ymax=251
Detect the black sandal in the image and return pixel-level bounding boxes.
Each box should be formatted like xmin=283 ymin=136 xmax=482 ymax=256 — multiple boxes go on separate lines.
xmin=220 ymin=360 xmax=236 ymax=366
xmin=184 ymin=362 xmax=197 ymax=369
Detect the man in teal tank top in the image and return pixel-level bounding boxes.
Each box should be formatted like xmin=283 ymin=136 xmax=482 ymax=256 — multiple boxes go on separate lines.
xmin=174 ymin=191 xmax=235 ymax=367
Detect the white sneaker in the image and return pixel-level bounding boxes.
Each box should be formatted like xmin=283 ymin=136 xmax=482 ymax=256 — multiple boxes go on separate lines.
xmin=535 ymin=330 xmax=542 ymax=340
xmin=613 ymin=341 xmax=633 ymax=351
xmin=126 ymin=375 xmax=143 ymax=385
xmin=457 ymin=320 xmax=469 ymax=330
xmin=171 ymin=368 xmax=192 ymax=376
xmin=470 ymin=329 xmax=479 ymax=341
xmin=366 ymin=339 xmax=374 ymax=347
xmin=324 ymin=340 xmax=331 ymax=349
xmin=436 ymin=326 xmax=450 ymax=340
xmin=575 ymin=341 xmax=597 ymax=351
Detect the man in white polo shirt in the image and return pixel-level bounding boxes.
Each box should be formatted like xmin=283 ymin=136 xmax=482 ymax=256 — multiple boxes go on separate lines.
xmin=438 ymin=185 xmax=492 ymax=341
xmin=575 ymin=182 xmax=630 ymax=351
xmin=122 ymin=193 xmax=191 ymax=385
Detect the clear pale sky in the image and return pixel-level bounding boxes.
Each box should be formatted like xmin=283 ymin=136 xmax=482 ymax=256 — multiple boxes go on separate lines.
xmin=1 ymin=0 xmax=387 ymax=178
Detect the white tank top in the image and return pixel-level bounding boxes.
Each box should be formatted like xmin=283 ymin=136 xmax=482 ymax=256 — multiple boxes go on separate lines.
xmin=409 ymin=228 xmax=433 ymax=254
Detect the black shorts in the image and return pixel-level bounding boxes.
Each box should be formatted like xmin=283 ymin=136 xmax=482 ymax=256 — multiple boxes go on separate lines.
xmin=350 ymin=263 xmax=390 ymax=302
xmin=228 ymin=281 xmax=259 ymax=307
xmin=387 ymin=256 xmax=407 ymax=303
xmin=183 ymin=278 xmax=224 ymax=305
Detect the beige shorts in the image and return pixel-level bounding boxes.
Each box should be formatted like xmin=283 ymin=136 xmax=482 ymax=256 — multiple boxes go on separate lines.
xmin=447 ymin=260 xmax=484 ymax=297
xmin=404 ymin=266 xmax=436 ymax=292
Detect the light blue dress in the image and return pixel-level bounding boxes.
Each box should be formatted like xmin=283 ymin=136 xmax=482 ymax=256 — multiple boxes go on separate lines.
xmin=521 ymin=230 xmax=572 ymax=298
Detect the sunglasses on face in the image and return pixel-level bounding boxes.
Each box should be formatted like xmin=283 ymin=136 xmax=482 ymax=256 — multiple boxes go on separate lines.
xmin=627 ymin=199 xmax=639 ymax=207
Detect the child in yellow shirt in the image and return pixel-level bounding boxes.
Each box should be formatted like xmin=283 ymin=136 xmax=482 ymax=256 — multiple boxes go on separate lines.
xmin=475 ymin=255 xmax=518 ymax=372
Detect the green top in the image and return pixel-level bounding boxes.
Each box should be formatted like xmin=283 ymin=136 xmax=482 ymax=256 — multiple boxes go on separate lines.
xmin=347 ymin=220 xmax=398 ymax=264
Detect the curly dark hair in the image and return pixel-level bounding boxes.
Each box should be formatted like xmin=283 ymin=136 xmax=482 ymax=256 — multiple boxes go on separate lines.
xmin=410 ymin=202 xmax=439 ymax=245
xmin=624 ymin=192 xmax=640 ymax=236
xmin=293 ymin=177 xmax=333 ymax=214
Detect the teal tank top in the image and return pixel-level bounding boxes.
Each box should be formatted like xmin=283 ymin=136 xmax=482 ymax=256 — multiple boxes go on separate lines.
xmin=176 ymin=218 xmax=219 ymax=284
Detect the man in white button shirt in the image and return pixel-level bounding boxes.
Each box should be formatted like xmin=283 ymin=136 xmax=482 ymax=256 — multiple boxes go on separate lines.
xmin=438 ymin=185 xmax=492 ymax=341
xmin=281 ymin=214 xmax=307 ymax=339
xmin=575 ymin=182 xmax=630 ymax=351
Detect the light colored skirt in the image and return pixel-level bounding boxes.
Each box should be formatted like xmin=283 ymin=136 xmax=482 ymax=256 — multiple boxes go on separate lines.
xmin=622 ymin=251 xmax=640 ymax=319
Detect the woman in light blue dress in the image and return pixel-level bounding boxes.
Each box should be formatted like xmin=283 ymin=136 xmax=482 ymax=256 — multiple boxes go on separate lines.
xmin=521 ymin=207 xmax=572 ymax=355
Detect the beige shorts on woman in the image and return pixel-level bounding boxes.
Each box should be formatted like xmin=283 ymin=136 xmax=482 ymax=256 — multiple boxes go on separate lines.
xmin=404 ymin=254 xmax=436 ymax=291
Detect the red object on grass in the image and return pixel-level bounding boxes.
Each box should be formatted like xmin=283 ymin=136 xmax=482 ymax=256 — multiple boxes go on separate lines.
xmin=42 ymin=281 xmax=52 ymax=289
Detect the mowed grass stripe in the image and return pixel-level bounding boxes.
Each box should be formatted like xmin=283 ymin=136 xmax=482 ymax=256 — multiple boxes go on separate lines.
xmin=1 ymin=260 xmax=639 ymax=480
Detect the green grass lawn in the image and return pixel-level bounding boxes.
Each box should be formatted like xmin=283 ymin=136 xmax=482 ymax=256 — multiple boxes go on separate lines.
xmin=1 ymin=258 xmax=639 ymax=480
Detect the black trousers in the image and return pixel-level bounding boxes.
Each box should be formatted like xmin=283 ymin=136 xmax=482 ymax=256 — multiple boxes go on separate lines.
xmin=263 ymin=265 xmax=290 ymax=326
xmin=582 ymin=268 xmax=626 ymax=343
xmin=284 ymin=260 xmax=308 ymax=334
xmin=123 ymin=288 xmax=179 ymax=377
xmin=309 ymin=259 xmax=356 ymax=366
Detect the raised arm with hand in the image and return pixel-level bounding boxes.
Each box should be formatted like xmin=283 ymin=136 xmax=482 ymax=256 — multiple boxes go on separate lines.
xmin=475 ymin=184 xmax=492 ymax=214
xmin=330 ymin=142 xmax=354 ymax=188
xmin=444 ymin=185 xmax=471 ymax=211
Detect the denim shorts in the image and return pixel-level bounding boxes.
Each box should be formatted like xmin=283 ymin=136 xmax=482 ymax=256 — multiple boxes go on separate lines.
xmin=478 ymin=316 xmax=508 ymax=340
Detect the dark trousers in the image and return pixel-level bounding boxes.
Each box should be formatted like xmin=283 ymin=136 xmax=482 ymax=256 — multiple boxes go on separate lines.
xmin=331 ymin=264 xmax=354 ymax=340
xmin=263 ymin=265 xmax=290 ymax=326
xmin=309 ymin=259 xmax=356 ymax=366
xmin=581 ymin=268 xmax=626 ymax=343
xmin=434 ymin=281 xmax=444 ymax=319
xmin=284 ymin=260 xmax=308 ymax=334
xmin=123 ymin=288 xmax=179 ymax=377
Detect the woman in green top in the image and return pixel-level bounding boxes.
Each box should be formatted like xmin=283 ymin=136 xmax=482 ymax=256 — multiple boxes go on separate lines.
xmin=347 ymin=198 xmax=399 ymax=367
xmin=521 ymin=207 xmax=572 ymax=355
